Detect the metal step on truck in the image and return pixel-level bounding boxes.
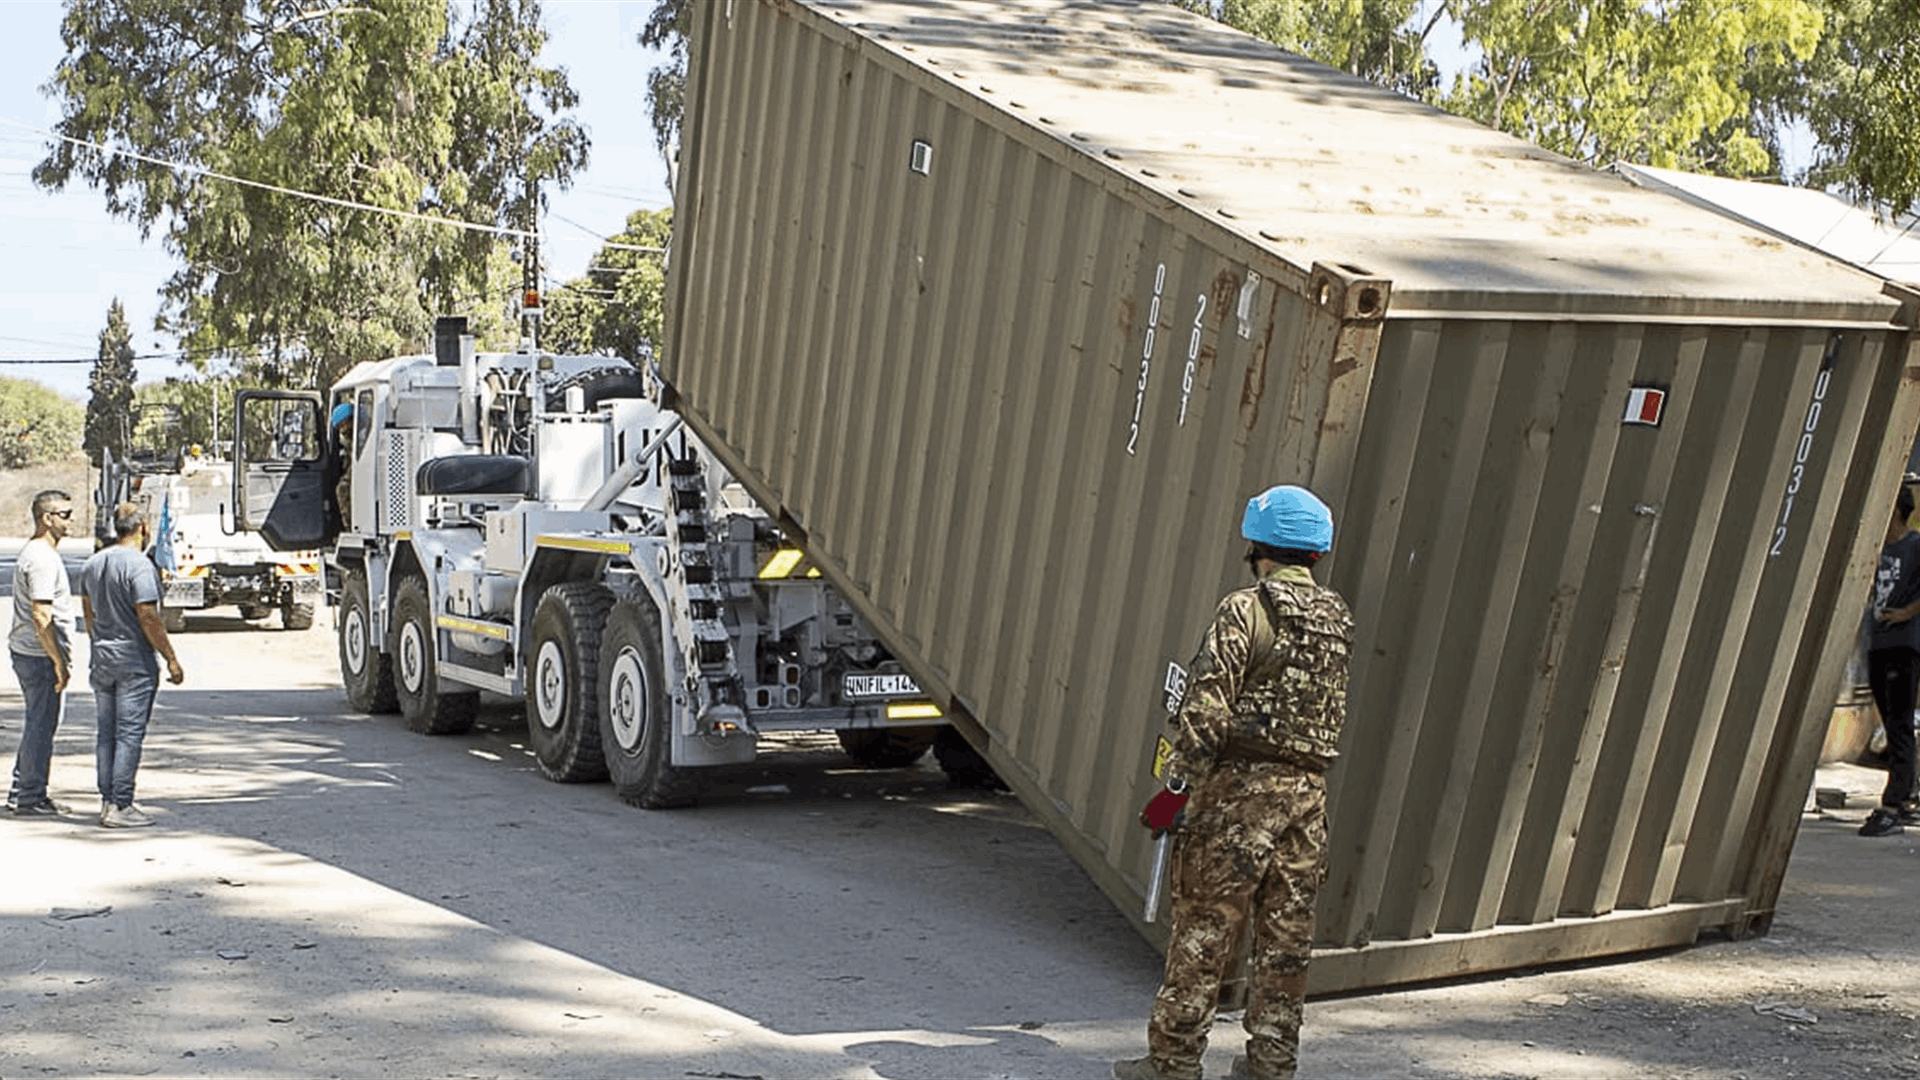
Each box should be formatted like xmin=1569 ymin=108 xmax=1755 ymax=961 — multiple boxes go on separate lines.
xmin=227 ymin=318 xmax=985 ymax=805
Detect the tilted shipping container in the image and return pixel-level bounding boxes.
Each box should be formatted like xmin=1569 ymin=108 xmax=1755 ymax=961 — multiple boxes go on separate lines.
xmin=664 ymin=0 xmax=1920 ymax=992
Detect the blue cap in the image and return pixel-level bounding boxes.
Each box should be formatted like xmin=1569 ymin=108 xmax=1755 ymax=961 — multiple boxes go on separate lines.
xmin=1240 ymin=485 xmax=1333 ymax=552
xmin=330 ymin=402 xmax=353 ymax=428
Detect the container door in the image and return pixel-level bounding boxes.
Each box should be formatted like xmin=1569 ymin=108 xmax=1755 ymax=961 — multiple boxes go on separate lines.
xmin=232 ymin=390 xmax=329 ymax=552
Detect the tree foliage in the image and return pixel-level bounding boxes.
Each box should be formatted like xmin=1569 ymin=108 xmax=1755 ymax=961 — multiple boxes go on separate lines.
xmin=35 ymin=0 xmax=588 ymax=391
xmin=135 ymin=374 xmax=240 ymax=455
xmin=1171 ymin=0 xmax=1439 ymax=95
xmin=1436 ymin=0 xmax=1819 ymax=175
xmin=84 ymin=299 xmax=138 ymax=467
xmin=540 ymin=208 xmax=671 ymax=362
xmin=638 ymin=0 xmax=690 ymax=173
xmin=1739 ymin=0 xmax=1920 ymax=213
xmin=0 ymin=377 xmax=84 ymax=470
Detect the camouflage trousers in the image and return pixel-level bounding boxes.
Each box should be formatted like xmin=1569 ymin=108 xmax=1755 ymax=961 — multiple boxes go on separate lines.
xmin=1147 ymin=761 xmax=1329 ymax=1080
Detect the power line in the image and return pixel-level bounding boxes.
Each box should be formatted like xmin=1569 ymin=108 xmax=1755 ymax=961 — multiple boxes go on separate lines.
xmin=0 ymin=114 xmax=539 ymax=241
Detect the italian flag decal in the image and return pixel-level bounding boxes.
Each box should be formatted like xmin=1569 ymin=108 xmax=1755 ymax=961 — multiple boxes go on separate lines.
xmin=1624 ymin=386 xmax=1666 ymax=426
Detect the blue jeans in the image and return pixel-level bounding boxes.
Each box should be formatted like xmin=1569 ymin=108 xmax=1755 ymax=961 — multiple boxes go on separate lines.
xmin=92 ymin=664 xmax=158 ymax=809
xmin=8 ymin=650 xmax=65 ymax=808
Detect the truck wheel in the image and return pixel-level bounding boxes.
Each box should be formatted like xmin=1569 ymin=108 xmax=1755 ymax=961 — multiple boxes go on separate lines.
xmin=837 ymin=726 xmax=937 ymax=768
xmin=162 ymin=606 xmax=187 ymax=634
xmin=283 ymin=601 xmax=315 ymax=631
xmin=339 ymin=568 xmax=398 ymax=714
xmin=391 ymin=576 xmax=477 ymax=734
xmin=239 ymin=603 xmax=269 ymax=621
xmin=934 ymin=726 xmax=1006 ymax=790
xmin=598 ymin=596 xmax=701 ymax=808
xmin=546 ymin=366 xmax=642 ymax=412
xmin=526 ymin=582 xmax=613 ymax=782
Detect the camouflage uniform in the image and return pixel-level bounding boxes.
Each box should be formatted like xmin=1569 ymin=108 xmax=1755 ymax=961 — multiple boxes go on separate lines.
xmin=1147 ymin=564 xmax=1352 ymax=1080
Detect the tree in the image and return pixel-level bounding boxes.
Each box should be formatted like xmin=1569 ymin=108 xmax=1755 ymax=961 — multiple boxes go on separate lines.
xmin=541 ymin=208 xmax=671 ymax=362
xmin=1739 ymin=0 xmax=1920 ymax=215
xmin=84 ymin=299 xmax=138 ymax=468
xmin=1436 ymin=0 xmax=1820 ymax=175
xmin=0 ymin=378 xmax=84 ymax=470
xmin=1172 ymin=0 xmax=1439 ymax=96
xmin=135 ymin=374 xmax=239 ymax=455
xmin=35 ymin=0 xmax=588 ymax=391
xmin=639 ymin=0 xmax=691 ymax=173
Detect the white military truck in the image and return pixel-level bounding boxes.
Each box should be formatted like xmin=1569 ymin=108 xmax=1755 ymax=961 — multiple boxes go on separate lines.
xmin=95 ymin=404 xmax=323 ymax=632
xmin=229 ymin=318 xmax=979 ymax=805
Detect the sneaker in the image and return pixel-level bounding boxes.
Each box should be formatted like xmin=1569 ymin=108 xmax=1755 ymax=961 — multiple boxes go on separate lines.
xmin=99 ymin=800 xmax=111 ymax=826
xmin=101 ymin=804 xmax=154 ymax=829
xmin=1859 ymin=808 xmax=1905 ymax=837
xmin=8 ymin=800 xmax=67 ymax=817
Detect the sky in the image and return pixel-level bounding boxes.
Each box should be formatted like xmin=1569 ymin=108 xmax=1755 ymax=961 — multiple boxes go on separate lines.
xmin=0 ymin=0 xmax=672 ymax=404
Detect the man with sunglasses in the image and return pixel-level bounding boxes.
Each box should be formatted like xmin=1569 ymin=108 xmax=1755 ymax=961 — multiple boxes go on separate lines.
xmin=8 ymin=490 xmax=77 ymax=816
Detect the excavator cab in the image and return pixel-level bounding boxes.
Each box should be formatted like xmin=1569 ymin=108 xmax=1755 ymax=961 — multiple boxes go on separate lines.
xmin=232 ymin=390 xmax=332 ymax=552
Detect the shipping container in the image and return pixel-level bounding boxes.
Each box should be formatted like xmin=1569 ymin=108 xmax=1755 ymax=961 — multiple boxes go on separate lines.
xmin=664 ymin=0 xmax=1920 ymax=992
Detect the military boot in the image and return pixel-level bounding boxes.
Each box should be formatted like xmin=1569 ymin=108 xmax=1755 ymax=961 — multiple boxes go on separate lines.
xmin=1228 ymin=1053 xmax=1294 ymax=1080
xmin=1112 ymin=1055 xmax=1202 ymax=1080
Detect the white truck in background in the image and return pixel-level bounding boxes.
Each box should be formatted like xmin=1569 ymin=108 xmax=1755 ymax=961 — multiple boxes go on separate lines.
xmin=94 ymin=404 xmax=323 ymax=632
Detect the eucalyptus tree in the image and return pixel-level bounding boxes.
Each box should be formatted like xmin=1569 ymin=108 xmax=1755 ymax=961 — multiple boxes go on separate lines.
xmin=35 ymin=0 xmax=588 ymax=390
xmin=540 ymin=207 xmax=671 ymax=364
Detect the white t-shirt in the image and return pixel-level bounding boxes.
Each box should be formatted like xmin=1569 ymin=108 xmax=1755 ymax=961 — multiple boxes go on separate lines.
xmin=9 ymin=537 xmax=74 ymax=661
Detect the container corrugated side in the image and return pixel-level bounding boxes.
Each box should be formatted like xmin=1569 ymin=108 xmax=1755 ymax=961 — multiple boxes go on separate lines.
xmin=665 ymin=0 xmax=1920 ymax=991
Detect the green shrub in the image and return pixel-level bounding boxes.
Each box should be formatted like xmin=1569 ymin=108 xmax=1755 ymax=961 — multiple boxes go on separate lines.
xmin=0 ymin=377 xmax=84 ymax=469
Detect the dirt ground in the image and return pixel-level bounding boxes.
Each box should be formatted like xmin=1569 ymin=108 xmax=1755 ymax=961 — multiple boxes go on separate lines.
xmin=2 ymin=601 xmax=1918 ymax=1079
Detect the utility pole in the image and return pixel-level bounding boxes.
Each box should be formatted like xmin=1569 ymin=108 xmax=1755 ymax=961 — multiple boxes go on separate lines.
xmin=518 ymin=197 xmax=543 ymax=352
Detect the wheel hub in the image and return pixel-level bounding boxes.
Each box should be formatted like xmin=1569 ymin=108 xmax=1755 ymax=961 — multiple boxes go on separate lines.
xmin=608 ymin=645 xmax=647 ymax=751
xmin=344 ymin=606 xmax=367 ymax=675
xmin=534 ymin=639 xmax=566 ymax=730
xmin=399 ymin=619 xmax=425 ymax=693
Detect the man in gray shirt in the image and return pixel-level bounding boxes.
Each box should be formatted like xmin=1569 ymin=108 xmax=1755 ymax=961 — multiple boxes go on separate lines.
xmin=79 ymin=502 xmax=184 ymax=828
xmin=8 ymin=489 xmax=76 ymax=816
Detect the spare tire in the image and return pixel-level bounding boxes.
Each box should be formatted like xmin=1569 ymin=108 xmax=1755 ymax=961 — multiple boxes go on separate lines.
xmin=546 ymin=366 xmax=642 ymax=412
xmin=416 ymin=455 xmax=531 ymax=497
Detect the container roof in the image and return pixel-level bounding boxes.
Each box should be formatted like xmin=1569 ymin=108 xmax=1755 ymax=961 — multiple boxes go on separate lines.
xmin=1615 ymin=163 xmax=1920 ymax=288
xmin=809 ymin=0 xmax=1909 ymax=324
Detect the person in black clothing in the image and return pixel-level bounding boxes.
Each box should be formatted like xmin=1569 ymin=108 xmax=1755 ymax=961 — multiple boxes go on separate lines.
xmin=1862 ymin=483 xmax=1920 ymax=837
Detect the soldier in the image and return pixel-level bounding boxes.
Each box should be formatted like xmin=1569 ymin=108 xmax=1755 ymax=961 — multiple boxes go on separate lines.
xmin=1116 ymin=484 xmax=1354 ymax=1080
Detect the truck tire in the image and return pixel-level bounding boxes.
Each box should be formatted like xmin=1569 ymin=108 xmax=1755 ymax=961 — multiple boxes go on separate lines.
xmin=546 ymin=366 xmax=642 ymax=412
xmin=162 ymin=606 xmax=187 ymax=634
xmin=283 ymin=601 xmax=315 ymax=631
xmin=391 ymin=576 xmax=477 ymax=734
xmin=598 ymin=596 xmax=701 ymax=809
xmin=526 ymin=582 xmax=614 ymax=782
xmin=239 ymin=603 xmax=269 ymax=621
xmin=934 ymin=726 xmax=1006 ymax=790
xmin=339 ymin=568 xmax=399 ymax=714
xmin=837 ymin=726 xmax=937 ymax=768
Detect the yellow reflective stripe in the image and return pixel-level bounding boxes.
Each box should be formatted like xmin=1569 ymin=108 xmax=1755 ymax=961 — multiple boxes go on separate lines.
xmin=437 ymin=614 xmax=511 ymax=640
xmin=759 ymin=548 xmax=805 ymax=579
xmin=887 ymin=703 xmax=943 ymax=720
xmin=536 ymin=535 xmax=631 ymax=555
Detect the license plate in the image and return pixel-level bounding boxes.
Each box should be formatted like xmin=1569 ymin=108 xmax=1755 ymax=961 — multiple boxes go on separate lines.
xmin=843 ymin=673 xmax=922 ymax=699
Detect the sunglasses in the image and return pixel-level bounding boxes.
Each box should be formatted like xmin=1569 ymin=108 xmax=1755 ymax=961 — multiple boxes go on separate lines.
xmin=46 ymin=509 xmax=73 ymax=520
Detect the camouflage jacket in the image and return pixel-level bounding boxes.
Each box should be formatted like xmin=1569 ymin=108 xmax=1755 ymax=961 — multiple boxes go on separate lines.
xmin=1165 ymin=564 xmax=1353 ymax=781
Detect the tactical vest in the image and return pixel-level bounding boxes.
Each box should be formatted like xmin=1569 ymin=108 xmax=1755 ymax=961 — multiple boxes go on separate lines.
xmin=1228 ymin=577 xmax=1353 ymax=768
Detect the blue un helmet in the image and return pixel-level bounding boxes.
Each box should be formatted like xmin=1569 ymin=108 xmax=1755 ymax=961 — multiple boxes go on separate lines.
xmin=330 ymin=401 xmax=354 ymax=429
xmin=1241 ymin=484 xmax=1333 ymax=553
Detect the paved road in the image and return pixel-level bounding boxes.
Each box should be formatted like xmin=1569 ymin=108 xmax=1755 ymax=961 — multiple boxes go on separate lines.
xmin=0 ymin=596 xmax=1916 ymax=1078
